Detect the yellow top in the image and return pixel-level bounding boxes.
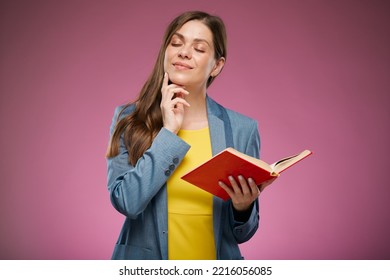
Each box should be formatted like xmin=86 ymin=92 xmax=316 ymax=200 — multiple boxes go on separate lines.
xmin=167 ymin=127 xmax=215 ymax=260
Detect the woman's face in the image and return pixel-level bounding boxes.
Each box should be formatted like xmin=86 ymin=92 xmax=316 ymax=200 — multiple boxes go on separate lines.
xmin=164 ymin=20 xmax=224 ymax=89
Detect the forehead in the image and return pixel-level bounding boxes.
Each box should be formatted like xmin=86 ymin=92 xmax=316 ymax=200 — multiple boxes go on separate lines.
xmin=174 ymin=20 xmax=213 ymax=43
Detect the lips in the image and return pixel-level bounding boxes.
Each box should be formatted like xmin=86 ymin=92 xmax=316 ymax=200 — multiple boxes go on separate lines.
xmin=173 ymin=62 xmax=193 ymax=70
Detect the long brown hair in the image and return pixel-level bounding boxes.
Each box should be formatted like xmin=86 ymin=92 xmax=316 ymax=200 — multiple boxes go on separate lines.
xmin=106 ymin=11 xmax=227 ymax=165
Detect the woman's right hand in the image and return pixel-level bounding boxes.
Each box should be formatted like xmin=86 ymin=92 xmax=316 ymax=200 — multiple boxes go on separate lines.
xmin=160 ymin=72 xmax=190 ymax=134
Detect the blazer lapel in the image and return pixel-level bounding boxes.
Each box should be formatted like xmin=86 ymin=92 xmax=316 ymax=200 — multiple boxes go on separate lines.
xmin=207 ymin=96 xmax=228 ymax=155
xmin=206 ymin=96 xmax=231 ymax=259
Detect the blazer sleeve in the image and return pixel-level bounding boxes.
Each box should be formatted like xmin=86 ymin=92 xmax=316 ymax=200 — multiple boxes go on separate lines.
xmin=229 ymin=119 xmax=260 ymax=243
xmin=106 ymin=106 xmax=190 ymax=219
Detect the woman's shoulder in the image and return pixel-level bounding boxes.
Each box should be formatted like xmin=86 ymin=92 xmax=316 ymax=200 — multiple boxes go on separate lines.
xmin=113 ymin=102 xmax=136 ymax=119
xmin=208 ymin=96 xmax=258 ymax=126
xmin=224 ymin=106 xmax=257 ymax=124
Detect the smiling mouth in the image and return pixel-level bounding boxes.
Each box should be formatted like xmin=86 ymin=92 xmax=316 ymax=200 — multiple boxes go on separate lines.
xmin=173 ymin=63 xmax=193 ymax=70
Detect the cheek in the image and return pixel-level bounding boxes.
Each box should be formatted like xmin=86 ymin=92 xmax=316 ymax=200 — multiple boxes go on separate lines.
xmin=202 ymin=57 xmax=216 ymax=75
xmin=163 ymin=55 xmax=167 ymax=70
xmin=164 ymin=47 xmax=177 ymax=67
xmin=163 ymin=50 xmax=170 ymax=71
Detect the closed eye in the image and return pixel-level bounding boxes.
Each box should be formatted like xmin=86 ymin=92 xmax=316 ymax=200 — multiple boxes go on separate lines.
xmin=194 ymin=43 xmax=207 ymax=53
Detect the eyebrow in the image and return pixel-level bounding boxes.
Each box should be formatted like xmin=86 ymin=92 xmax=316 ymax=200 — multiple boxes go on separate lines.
xmin=173 ymin=32 xmax=212 ymax=47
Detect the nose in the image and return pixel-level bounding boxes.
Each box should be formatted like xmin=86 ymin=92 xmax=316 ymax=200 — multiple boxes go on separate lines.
xmin=178 ymin=44 xmax=192 ymax=59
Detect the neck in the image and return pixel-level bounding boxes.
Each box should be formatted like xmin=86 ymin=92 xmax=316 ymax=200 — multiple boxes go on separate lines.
xmin=181 ymin=86 xmax=208 ymax=130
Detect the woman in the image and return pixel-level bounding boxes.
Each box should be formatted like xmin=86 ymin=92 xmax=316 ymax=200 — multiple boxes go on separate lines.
xmin=106 ymin=11 xmax=274 ymax=260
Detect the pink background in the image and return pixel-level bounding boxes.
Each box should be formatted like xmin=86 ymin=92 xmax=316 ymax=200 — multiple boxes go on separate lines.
xmin=0 ymin=0 xmax=389 ymax=260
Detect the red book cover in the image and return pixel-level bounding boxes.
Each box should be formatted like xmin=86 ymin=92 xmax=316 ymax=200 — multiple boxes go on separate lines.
xmin=181 ymin=149 xmax=275 ymax=201
xmin=181 ymin=148 xmax=312 ymax=201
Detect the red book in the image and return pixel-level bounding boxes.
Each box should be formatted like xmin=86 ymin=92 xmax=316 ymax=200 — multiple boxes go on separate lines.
xmin=181 ymin=148 xmax=313 ymax=201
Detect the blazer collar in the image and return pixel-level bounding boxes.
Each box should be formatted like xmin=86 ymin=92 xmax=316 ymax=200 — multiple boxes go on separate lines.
xmin=206 ymin=95 xmax=228 ymax=156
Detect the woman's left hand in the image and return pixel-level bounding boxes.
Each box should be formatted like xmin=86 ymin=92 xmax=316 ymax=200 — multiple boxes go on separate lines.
xmin=218 ymin=175 xmax=276 ymax=212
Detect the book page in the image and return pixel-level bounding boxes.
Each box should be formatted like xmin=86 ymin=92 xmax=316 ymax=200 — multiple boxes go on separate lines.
xmin=271 ymin=150 xmax=312 ymax=174
xmin=225 ymin=148 xmax=272 ymax=173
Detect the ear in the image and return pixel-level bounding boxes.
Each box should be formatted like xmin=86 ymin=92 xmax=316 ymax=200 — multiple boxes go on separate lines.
xmin=210 ymin=57 xmax=225 ymax=77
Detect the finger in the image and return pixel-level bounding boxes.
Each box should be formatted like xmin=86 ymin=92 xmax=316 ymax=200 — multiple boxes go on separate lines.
xmin=171 ymin=87 xmax=190 ymax=97
xmin=161 ymin=74 xmax=172 ymax=105
xmin=162 ymin=86 xmax=190 ymax=104
xmin=248 ymin=178 xmax=260 ymax=196
xmin=170 ymin=97 xmax=190 ymax=108
xmin=237 ymin=175 xmax=251 ymax=196
xmin=259 ymin=184 xmax=266 ymax=193
xmin=218 ymin=180 xmax=235 ymax=198
xmin=162 ymin=72 xmax=169 ymax=89
xmin=259 ymin=177 xmax=278 ymax=192
xmin=228 ymin=176 xmax=242 ymax=195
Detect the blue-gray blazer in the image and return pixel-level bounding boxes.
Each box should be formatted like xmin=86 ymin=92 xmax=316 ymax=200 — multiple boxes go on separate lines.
xmin=107 ymin=95 xmax=260 ymax=259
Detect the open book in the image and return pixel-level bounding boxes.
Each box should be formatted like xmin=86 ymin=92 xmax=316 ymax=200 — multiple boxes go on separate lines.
xmin=181 ymin=148 xmax=312 ymax=201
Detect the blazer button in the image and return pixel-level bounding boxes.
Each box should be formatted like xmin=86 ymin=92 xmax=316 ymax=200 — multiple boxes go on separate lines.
xmin=169 ymin=164 xmax=175 ymax=171
xmin=173 ymin=157 xmax=179 ymax=164
xmin=164 ymin=170 xmax=171 ymax=176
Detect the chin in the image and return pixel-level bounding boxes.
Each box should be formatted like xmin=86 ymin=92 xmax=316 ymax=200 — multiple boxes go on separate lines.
xmin=168 ymin=72 xmax=192 ymax=86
